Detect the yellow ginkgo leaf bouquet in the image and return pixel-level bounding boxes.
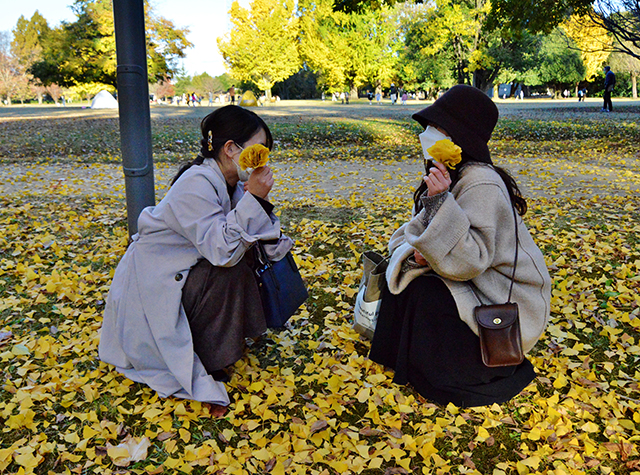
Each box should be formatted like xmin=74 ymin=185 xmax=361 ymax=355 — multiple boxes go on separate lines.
xmin=427 ymin=139 xmax=462 ymax=169
xmin=239 ymin=144 xmax=270 ymax=171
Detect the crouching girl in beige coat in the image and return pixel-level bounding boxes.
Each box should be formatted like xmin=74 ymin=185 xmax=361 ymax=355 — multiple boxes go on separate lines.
xmin=369 ymin=85 xmax=551 ymax=407
xmin=99 ymin=106 xmax=292 ymax=405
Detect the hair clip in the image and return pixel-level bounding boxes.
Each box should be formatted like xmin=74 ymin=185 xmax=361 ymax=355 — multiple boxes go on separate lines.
xmin=207 ymin=130 xmax=213 ymax=151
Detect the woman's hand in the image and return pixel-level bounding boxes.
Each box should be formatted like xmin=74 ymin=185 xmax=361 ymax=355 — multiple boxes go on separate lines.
xmin=413 ymin=249 xmax=429 ymax=266
xmin=246 ymin=166 xmax=274 ymax=199
xmin=424 ymin=160 xmax=452 ymax=196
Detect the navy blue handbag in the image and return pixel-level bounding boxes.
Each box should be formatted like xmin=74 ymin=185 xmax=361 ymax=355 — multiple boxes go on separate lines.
xmin=254 ymin=242 xmax=308 ymax=328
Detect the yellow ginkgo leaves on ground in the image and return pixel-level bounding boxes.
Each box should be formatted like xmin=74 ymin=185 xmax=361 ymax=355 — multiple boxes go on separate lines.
xmin=1 ymin=111 xmax=640 ymax=474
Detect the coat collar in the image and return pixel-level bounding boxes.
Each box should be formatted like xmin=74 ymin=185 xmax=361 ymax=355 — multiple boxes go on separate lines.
xmin=203 ymin=158 xmax=244 ymax=208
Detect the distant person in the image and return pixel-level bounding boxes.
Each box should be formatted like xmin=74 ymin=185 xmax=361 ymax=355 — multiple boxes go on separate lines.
xmin=208 ymin=91 xmax=213 ymax=106
xmin=376 ymin=91 xmax=382 ymax=104
xmin=367 ymin=90 xmax=373 ymax=105
xmin=229 ymin=86 xmax=236 ymax=105
xmin=389 ymin=84 xmax=398 ymax=104
xmin=577 ymin=88 xmax=586 ymax=102
xmin=401 ymin=91 xmax=408 ymax=105
xmin=602 ymin=66 xmax=615 ymax=112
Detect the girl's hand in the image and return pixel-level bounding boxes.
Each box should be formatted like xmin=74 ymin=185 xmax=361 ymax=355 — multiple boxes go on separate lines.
xmin=424 ymin=160 xmax=451 ymax=196
xmin=414 ymin=249 xmax=429 ymax=266
xmin=246 ymin=166 xmax=274 ymax=199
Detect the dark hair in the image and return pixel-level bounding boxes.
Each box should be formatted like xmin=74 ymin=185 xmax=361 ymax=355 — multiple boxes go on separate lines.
xmin=171 ymin=105 xmax=273 ymax=185
xmin=414 ymin=151 xmax=528 ymax=216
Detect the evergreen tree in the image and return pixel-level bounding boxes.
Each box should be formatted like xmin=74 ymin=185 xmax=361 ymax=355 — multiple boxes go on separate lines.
xmin=11 ymin=11 xmax=50 ymax=69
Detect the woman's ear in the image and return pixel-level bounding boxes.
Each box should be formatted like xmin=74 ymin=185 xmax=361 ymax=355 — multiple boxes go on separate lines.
xmin=221 ymin=140 xmax=236 ymax=160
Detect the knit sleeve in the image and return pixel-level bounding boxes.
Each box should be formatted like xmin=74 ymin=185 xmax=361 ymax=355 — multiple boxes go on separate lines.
xmin=419 ymin=191 xmax=449 ymax=226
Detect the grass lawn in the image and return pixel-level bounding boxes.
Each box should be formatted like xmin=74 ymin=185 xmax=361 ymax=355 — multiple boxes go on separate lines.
xmin=0 ymin=100 xmax=639 ymax=475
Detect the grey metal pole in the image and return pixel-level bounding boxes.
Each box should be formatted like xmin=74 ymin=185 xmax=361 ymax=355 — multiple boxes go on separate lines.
xmin=113 ymin=0 xmax=155 ymax=236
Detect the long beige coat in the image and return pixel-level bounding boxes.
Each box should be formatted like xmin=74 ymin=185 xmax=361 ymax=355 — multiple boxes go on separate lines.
xmin=99 ymin=159 xmax=292 ymax=404
xmin=385 ymin=164 xmax=551 ymax=352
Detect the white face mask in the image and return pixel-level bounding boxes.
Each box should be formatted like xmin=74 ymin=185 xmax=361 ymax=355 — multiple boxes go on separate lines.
xmin=419 ymin=126 xmax=451 ymax=162
xmin=233 ymin=157 xmax=251 ymax=182
xmin=233 ymin=143 xmax=251 ymax=182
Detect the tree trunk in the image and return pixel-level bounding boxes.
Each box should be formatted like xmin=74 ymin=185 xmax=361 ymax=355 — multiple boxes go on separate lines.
xmin=350 ymin=86 xmax=358 ymax=100
xmin=632 ymin=72 xmax=638 ymax=99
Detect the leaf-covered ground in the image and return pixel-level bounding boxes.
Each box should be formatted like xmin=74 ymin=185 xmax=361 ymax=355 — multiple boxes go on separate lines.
xmin=1 ymin=101 xmax=640 ymax=475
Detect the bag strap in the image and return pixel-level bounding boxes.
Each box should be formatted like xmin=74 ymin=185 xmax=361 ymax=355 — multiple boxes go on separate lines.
xmin=471 ymin=201 xmax=519 ymax=305
xmin=507 ymin=202 xmax=520 ymax=303
xmin=253 ymin=241 xmax=272 ymax=276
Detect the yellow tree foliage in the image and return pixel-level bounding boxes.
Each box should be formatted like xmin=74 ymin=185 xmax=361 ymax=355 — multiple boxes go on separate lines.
xmin=218 ymin=0 xmax=301 ymax=99
xmin=561 ymin=15 xmax=613 ymax=80
xmin=298 ymin=0 xmax=347 ymax=91
xmin=299 ymin=0 xmax=399 ymax=94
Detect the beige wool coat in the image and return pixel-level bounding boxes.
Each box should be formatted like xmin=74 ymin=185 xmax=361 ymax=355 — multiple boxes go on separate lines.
xmin=385 ymin=164 xmax=551 ymax=353
xmin=99 ymin=159 xmax=292 ymax=405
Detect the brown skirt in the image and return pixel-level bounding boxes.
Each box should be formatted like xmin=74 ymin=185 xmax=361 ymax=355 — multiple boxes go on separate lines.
xmin=181 ymin=252 xmax=266 ymax=374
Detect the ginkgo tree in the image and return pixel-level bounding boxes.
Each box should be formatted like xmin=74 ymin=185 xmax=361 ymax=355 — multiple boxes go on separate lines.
xmin=561 ymin=14 xmax=613 ymax=94
xmin=218 ymin=0 xmax=301 ymax=102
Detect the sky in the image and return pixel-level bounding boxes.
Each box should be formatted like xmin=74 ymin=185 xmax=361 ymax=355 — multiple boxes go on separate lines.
xmin=0 ymin=0 xmax=251 ymax=78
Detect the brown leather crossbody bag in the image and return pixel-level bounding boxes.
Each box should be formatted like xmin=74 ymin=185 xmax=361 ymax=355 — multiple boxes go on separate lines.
xmin=473 ymin=204 xmax=524 ymax=367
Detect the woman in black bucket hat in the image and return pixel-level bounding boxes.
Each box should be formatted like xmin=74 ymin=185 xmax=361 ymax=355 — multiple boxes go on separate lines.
xmin=369 ymin=85 xmax=551 ymax=407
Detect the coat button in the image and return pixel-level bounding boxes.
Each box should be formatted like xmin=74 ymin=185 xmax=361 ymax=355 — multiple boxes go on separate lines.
xmin=175 ymin=273 xmax=183 ymax=282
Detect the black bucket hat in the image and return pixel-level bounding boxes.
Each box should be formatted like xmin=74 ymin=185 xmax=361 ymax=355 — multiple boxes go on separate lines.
xmin=412 ymin=85 xmax=498 ymax=163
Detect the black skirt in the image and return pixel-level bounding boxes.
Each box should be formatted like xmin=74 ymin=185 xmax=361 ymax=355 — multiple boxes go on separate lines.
xmin=369 ymin=275 xmax=535 ymax=407
xmin=181 ymin=252 xmax=266 ymax=374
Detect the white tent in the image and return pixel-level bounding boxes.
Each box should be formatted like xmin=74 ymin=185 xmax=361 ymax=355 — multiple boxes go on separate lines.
xmin=91 ymin=90 xmax=118 ymax=109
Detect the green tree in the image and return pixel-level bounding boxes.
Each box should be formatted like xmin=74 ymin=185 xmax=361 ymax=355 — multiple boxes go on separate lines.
xmin=486 ymin=0 xmax=591 ymax=35
xmin=396 ymin=0 xmax=538 ymax=94
xmin=29 ymin=0 xmax=192 ymax=88
xmin=192 ymin=72 xmax=216 ymax=96
xmin=609 ymin=41 xmax=640 ymax=98
xmin=395 ymin=3 xmax=456 ymax=94
xmin=10 ymin=11 xmax=50 ymax=103
xmin=332 ymin=0 xmax=405 ymax=14
xmin=218 ymin=0 xmax=301 ymax=101
xmin=212 ymin=73 xmax=233 ymax=93
xmin=486 ymin=0 xmax=639 ymax=63
xmin=173 ymin=71 xmax=193 ymax=96
xmin=535 ymin=28 xmax=586 ymax=97
xmin=11 ymin=11 xmax=49 ymax=69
